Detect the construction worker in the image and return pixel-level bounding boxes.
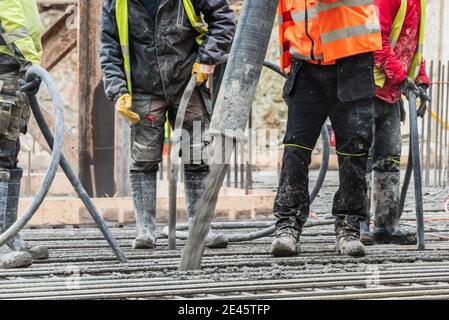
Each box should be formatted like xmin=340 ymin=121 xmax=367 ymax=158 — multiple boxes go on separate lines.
xmin=271 ymin=0 xmax=382 ymax=258
xmin=360 ymin=0 xmax=430 ymax=245
xmin=100 ymin=0 xmax=235 ymax=249
xmin=0 ymin=0 xmax=49 ymax=268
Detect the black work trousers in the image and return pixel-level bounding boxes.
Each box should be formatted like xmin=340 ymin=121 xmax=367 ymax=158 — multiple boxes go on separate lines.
xmin=273 ymin=59 xmax=375 ymax=235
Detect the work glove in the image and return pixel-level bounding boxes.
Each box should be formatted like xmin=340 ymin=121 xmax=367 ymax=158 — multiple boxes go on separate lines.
xmin=400 ymin=77 xmax=420 ymax=98
xmin=19 ymin=76 xmax=42 ymax=95
xmin=416 ymin=84 xmax=431 ymax=118
xmin=192 ymin=63 xmax=215 ymax=86
xmin=115 ymin=94 xmax=140 ymax=125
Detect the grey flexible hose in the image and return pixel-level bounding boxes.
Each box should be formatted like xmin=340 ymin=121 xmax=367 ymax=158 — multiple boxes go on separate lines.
xmin=0 ymin=67 xmax=127 ymax=262
xmin=0 ymin=66 xmax=63 ymax=248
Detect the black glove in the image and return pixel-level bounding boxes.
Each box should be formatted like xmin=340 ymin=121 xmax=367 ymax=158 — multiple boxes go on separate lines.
xmin=19 ymin=76 xmax=42 ymax=95
xmin=417 ymin=84 xmax=431 ymax=118
xmin=400 ymin=77 xmax=419 ymax=98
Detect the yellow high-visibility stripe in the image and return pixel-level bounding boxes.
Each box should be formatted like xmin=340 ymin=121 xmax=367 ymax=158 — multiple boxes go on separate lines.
xmin=375 ymin=0 xmax=426 ymax=88
xmin=284 ymin=144 xmax=313 ymax=151
xmin=115 ymin=0 xmax=208 ymax=93
xmin=336 ymin=151 xmax=368 ymax=157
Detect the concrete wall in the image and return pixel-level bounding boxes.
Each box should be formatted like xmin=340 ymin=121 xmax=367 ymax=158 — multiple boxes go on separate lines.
xmin=425 ymin=0 xmax=449 ymax=62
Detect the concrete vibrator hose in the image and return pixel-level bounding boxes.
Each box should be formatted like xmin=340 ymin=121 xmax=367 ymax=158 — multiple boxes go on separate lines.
xmin=0 ymin=66 xmax=64 ymax=250
xmin=402 ymin=91 xmax=425 ymax=250
xmin=0 ymin=67 xmax=127 ymax=263
xmin=167 ymin=60 xmax=331 ymax=247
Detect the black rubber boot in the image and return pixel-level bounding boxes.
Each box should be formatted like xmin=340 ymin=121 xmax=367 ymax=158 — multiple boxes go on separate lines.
xmin=130 ymin=172 xmax=157 ymax=249
xmin=184 ymin=169 xmax=228 ymax=249
xmin=5 ymin=169 xmax=48 ymax=259
xmin=372 ymin=171 xmax=416 ymax=245
xmin=270 ymin=227 xmax=300 ymax=257
xmin=335 ymin=215 xmax=366 ymax=257
xmin=0 ymin=170 xmax=32 ymax=269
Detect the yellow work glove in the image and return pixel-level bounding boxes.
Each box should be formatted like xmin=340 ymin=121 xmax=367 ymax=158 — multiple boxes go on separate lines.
xmin=115 ymin=94 xmax=140 ymax=125
xmin=192 ymin=63 xmax=215 ymax=86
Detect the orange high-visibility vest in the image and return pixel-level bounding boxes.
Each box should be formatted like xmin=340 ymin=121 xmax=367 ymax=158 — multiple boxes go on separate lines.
xmin=278 ymin=0 xmax=382 ymax=72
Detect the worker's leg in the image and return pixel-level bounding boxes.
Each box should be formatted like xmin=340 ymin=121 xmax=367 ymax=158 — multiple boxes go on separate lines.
xmin=330 ymin=97 xmax=374 ymax=257
xmin=360 ymin=157 xmax=373 ymax=244
xmin=371 ymin=99 xmax=416 ymax=245
xmin=271 ymin=61 xmax=331 ymax=257
xmin=169 ymin=89 xmax=227 ymax=248
xmin=129 ymin=94 xmax=168 ymax=249
xmin=360 ymin=103 xmax=385 ymax=245
xmin=0 ymin=73 xmax=34 ymax=268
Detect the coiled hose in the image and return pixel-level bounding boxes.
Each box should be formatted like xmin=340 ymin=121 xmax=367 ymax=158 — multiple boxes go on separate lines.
xmin=168 ymin=58 xmax=331 ymax=245
xmin=0 ymin=67 xmax=64 ymax=249
xmin=0 ymin=67 xmax=127 ymax=263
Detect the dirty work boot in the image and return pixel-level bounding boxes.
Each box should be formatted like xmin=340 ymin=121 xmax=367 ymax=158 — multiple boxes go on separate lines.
xmin=4 ymin=169 xmax=49 ymax=259
xmin=270 ymin=228 xmax=300 ymax=257
xmin=335 ymin=216 xmax=366 ymax=257
xmin=372 ymin=227 xmax=417 ymax=245
xmin=130 ymin=172 xmax=157 ymax=249
xmin=360 ymin=216 xmax=374 ymax=246
xmin=0 ymin=170 xmax=33 ymax=269
xmin=184 ymin=169 xmax=228 ymax=249
xmin=372 ymin=171 xmax=416 ymax=245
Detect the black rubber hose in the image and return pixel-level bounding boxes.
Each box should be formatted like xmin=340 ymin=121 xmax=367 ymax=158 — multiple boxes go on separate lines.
xmin=407 ymin=91 xmax=425 ymax=250
xmin=28 ymin=96 xmax=128 ymax=263
xmin=0 ymin=67 xmax=63 ymax=248
xmin=399 ymin=141 xmax=413 ymax=217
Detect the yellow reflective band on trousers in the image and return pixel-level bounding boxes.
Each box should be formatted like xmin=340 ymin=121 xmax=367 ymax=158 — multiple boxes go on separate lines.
xmin=115 ymin=0 xmax=208 ymax=93
xmin=336 ymin=150 xmax=368 ymax=157
xmin=374 ymin=0 xmax=426 ymax=88
xmin=284 ymin=144 xmax=313 ymax=152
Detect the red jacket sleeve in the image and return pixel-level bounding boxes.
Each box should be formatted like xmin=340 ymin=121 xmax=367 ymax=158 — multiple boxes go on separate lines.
xmin=374 ymin=0 xmax=407 ymax=85
xmin=415 ymin=59 xmax=431 ymax=86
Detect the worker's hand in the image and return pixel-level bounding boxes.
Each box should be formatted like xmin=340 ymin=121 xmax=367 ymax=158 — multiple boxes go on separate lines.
xmin=400 ymin=77 xmax=420 ymax=98
xmin=192 ymin=63 xmax=215 ymax=86
xmin=19 ymin=76 xmax=42 ymax=95
xmin=115 ymin=94 xmax=140 ymax=125
xmin=417 ymin=84 xmax=431 ymax=118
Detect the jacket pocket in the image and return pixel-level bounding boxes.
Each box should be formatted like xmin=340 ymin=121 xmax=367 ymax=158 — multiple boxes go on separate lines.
xmin=283 ymin=60 xmax=303 ymax=98
xmin=0 ymin=95 xmax=16 ymax=136
xmin=336 ymin=53 xmax=376 ymax=103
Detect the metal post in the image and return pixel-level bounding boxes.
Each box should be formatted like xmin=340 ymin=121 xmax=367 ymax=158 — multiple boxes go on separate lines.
xmin=438 ymin=65 xmax=445 ymax=186
xmin=425 ymin=61 xmax=433 ymax=187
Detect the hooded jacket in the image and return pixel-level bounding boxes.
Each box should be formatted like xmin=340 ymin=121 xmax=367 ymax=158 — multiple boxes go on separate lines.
xmin=100 ymin=0 xmax=235 ymax=103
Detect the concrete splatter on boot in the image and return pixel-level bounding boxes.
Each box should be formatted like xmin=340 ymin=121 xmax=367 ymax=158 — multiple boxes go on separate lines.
xmin=360 ymin=172 xmax=374 ymax=246
xmin=130 ymin=172 xmax=157 ymax=249
xmin=335 ymin=215 xmax=366 ymax=257
xmin=5 ymin=169 xmax=49 ymax=259
xmin=184 ymin=170 xmax=228 ymax=249
xmin=270 ymin=228 xmax=300 ymax=257
xmin=0 ymin=170 xmax=32 ymax=269
xmin=372 ymin=171 xmax=416 ymax=245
